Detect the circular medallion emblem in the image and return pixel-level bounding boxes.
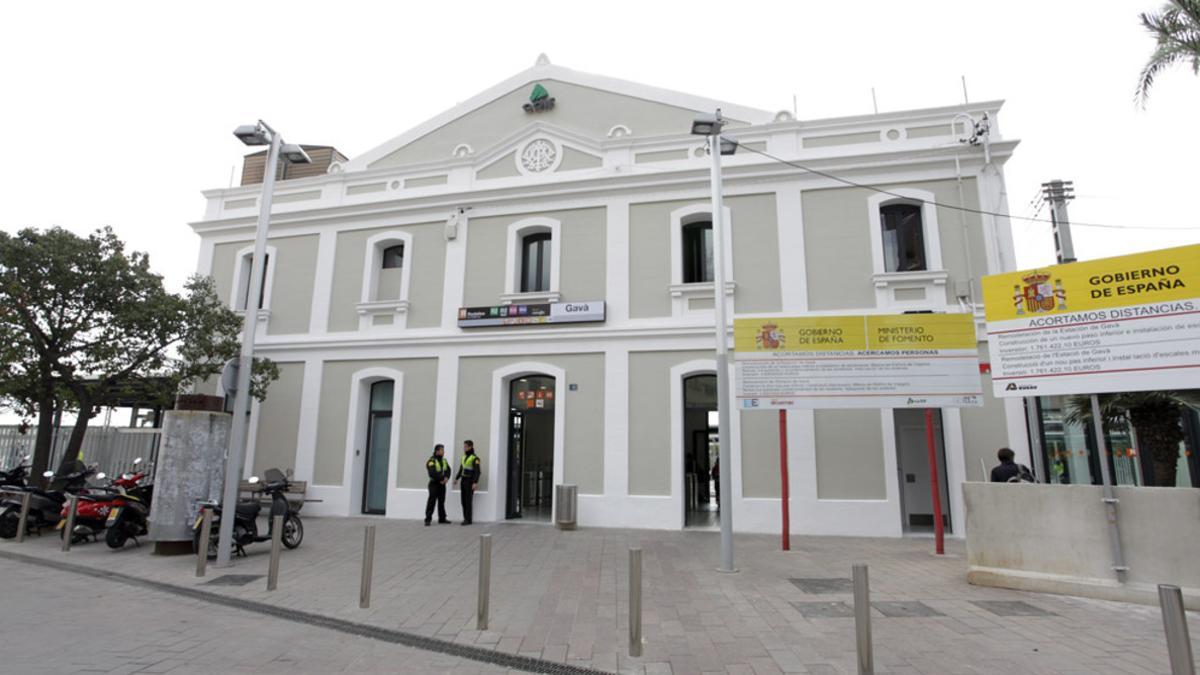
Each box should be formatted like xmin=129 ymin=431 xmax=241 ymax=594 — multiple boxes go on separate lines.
xmin=520 ymin=139 xmax=557 ymax=173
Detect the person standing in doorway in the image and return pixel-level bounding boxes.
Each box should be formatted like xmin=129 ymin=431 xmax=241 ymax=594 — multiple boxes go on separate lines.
xmin=454 ymin=440 xmax=482 ymax=525
xmin=990 ymin=447 xmax=1035 ymax=483
xmin=424 ymin=444 xmax=451 ymax=526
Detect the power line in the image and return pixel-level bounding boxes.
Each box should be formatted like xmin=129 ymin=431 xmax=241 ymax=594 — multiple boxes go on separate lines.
xmin=731 ymin=141 xmax=1200 ymax=232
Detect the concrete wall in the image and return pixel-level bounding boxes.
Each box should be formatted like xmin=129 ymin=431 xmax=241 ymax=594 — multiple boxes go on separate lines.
xmin=313 ymin=358 xmax=439 ymax=487
xmin=454 ymin=353 xmax=605 ymax=494
xmin=627 ymin=350 xmax=712 ymax=495
xmin=814 ymin=409 xmax=886 ymax=499
xmin=328 ymin=223 xmax=446 ymax=331
xmin=741 ymin=409 xmax=780 ymax=498
xmin=964 ymin=482 xmax=1200 ymax=609
xmin=251 ymin=361 xmax=304 ymax=476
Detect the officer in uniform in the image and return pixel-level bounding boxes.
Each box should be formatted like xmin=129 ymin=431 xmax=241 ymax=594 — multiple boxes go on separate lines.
xmin=424 ymin=444 xmax=451 ymax=526
xmin=454 ymin=439 xmax=481 ymax=525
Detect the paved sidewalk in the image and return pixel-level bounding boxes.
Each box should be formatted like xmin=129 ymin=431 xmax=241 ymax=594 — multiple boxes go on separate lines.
xmin=2 ymin=517 xmax=1196 ymax=674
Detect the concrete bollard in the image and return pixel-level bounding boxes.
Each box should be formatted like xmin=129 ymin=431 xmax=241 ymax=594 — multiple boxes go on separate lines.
xmin=195 ymin=507 xmax=213 ymax=577
xmin=15 ymin=492 xmax=32 ymax=543
xmin=852 ymin=564 xmax=874 ymax=675
xmin=629 ymin=547 xmax=643 ymax=657
xmin=360 ymin=525 xmax=376 ymax=609
xmin=61 ymin=495 xmax=78 ymax=552
xmin=1158 ymin=584 xmax=1195 ymax=674
xmin=477 ymin=533 xmax=491 ymax=630
xmin=266 ymin=514 xmax=283 ymax=591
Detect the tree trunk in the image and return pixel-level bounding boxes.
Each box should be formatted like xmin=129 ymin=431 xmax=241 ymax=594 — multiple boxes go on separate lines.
xmin=62 ymin=407 xmax=93 ymax=472
xmin=1130 ymin=404 xmax=1185 ymax=487
xmin=30 ymin=394 xmax=55 ymax=487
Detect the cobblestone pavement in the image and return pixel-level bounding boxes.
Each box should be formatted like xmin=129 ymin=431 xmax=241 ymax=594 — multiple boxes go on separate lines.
xmin=2 ymin=517 xmax=1196 ymax=674
xmin=0 ymin=562 xmax=515 ymax=674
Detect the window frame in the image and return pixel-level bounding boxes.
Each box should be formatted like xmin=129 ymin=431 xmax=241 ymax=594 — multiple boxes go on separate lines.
xmin=681 ymin=220 xmax=714 ymax=284
xmin=357 ymin=230 xmax=415 ymax=330
xmin=229 ymin=243 xmax=278 ymax=315
xmin=520 ymin=231 xmax=552 ymax=293
xmin=867 ymin=190 xmax=943 ymax=276
xmin=502 ymin=217 xmax=561 ymax=303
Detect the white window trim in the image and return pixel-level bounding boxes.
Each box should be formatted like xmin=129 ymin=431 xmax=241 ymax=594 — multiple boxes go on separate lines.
xmin=229 ymin=244 xmax=277 ymax=324
xmin=502 ymin=217 xmax=561 ymax=304
xmin=668 ymin=204 xmax=735 ymax=316
xmin=357 ymin=230 xmax=415 ymax=330
xmin=341 ymin=368 xmax=404 ymax=517
xmin=867 ymin=189 xmax=947 ymax=309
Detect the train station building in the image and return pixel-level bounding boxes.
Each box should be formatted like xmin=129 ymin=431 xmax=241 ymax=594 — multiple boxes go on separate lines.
xmin=191 ymin=56 xmax=1025 ymax=536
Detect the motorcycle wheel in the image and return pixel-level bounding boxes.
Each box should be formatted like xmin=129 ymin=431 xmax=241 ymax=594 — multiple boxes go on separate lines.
xmin=105 ymin=523 xmax=128 ymax=549
xmin=194 ymin=523 xmax=220 ymax=560
xmin=0 ymin=511 xmax=17 ymax=539
xmin=282 ymin=514 xmax=303 ymax=549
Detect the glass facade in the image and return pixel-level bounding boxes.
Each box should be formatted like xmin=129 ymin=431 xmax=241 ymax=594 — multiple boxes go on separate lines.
xmin=1033 ymin=395 xmax=1200 ymax=488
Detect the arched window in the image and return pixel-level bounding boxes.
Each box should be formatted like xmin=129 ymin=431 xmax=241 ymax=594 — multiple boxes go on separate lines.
xmin=521 ymin=232 xmax=552 ymax=293
xmin=357 ymin=231 xmax=414 ymax=330
xmin=880 ymin=203 xmax=926 ymax=272
xmin=681 ymin=221 xmax=713 ymax=284
xmin=231 ymin=246 xmax=276 ymax=312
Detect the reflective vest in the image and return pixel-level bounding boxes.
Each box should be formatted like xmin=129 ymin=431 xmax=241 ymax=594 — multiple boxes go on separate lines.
xmin=461 ymin=454 xmax=480 ymax=478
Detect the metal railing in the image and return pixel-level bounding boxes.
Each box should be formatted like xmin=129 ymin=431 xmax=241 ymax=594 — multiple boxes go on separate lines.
xmin=0 ymin=425 xmax=160 ymax=476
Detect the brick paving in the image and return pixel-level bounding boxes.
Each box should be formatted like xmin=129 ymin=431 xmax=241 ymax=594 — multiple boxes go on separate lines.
xmin=2 ymin=516 xmax=1197 ymax=674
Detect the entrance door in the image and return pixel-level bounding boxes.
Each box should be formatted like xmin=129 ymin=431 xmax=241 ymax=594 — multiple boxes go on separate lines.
xmin=362 ymin=380 xmax=393 ymax=515
xmin=683 ymin=374 xmax=718 ymax=528
xmin=506 ymin=376 xmax=555 ymax=521
xmin=893 ymin=409 xmax=950 ymax=533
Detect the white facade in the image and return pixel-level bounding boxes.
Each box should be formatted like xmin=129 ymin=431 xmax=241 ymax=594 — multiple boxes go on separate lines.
xmin=190 ymin=57 xmax=1025 ymax=537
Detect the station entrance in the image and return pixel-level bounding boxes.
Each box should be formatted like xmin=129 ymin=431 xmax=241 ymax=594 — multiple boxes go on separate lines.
xmin=683 ymin=374 xmax=719 ymax=528
xmin=505 ymin=375 xmax=555 ymax=521
xmin=893 ymin=409 xmax=951 ymax=534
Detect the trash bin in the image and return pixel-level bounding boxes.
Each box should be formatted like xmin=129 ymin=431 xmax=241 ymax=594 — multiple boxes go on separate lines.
xmin=555 ymin=483 xmax=577 ymax=530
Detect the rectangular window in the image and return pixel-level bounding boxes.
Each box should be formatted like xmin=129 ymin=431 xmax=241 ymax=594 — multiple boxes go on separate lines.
xmin=240 ymin=253 xmax=269 ymax=310
xmin=682 ymin=221 xmax=713 ymax=283
xmin=381 ymin=245 xmax=404 ymax=270
xmin=880 ymin=204 xmax=927 ymax=272
xmin=521 ymin=233 xmax=551 ymax=293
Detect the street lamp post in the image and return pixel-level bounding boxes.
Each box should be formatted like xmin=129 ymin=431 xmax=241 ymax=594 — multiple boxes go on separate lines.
xmin=692 ymin=110 xmax=737 ymax=573
xmin=216 ymin=121 xmax=310 ymax=567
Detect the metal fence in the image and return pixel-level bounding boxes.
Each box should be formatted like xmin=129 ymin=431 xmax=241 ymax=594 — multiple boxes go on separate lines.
xmin=0 ymin=425 xmax=160 ymax=476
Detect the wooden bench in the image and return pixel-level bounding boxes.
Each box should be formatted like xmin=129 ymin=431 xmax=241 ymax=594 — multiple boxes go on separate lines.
xmin=238 ymin=479 xmax=313 ymax=512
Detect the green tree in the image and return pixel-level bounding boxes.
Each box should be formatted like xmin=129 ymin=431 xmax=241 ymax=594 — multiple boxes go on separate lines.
xmin=0 ymin=227 xmax=278 ymax=479
xmin=1135 ymin=0 xmax=1200 ymax=106
xmin=1065 ymin=390 xmax=1200 ymax=487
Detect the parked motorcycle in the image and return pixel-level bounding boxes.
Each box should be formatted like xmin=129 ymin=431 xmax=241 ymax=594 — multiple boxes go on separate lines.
xmin=0 ymin=461 xmax=97 ymax=539
xmin=104 ymin=460 xmax=154 ymax=549
xmin=59 ymin=458 xmax=152 ymax=545
xmin=0 ymin=455 xmax=31 ymax=488
xmin=193 ymin=468 xmax=303 ymax=559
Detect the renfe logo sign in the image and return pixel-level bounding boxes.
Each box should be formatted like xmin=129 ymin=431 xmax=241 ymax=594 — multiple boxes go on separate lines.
xmin=457 ymin=301 xmax=605 ymax=328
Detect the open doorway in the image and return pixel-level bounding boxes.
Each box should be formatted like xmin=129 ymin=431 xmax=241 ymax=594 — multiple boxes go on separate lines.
xmin=893 ymin=409 xmax=951 ymax=534
xmin=683 ymin=374 xmax=719 ymax=528
xmin=506 ymin=375 xmax=555 ymax=521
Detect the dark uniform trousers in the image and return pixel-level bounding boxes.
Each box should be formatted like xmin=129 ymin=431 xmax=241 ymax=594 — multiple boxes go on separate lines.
xmin=425 ymin=481 xmax=447 ymax=522
xmin=460 ymin=480 xmax=475 ymax=523
xmin=457 ymin=453 xmax=481 ymax=524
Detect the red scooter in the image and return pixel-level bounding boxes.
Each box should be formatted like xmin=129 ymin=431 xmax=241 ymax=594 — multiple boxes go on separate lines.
xmin=59 ymin=459 xmax=150 ymax=544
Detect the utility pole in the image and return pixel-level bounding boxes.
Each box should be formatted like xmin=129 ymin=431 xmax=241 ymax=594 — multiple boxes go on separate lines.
xmin=1041 ymin=179 xmax=1076 ymax=264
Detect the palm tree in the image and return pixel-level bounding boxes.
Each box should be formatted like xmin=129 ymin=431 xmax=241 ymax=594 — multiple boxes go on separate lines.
xmin=1135 ymin=0 xmax=1200 ymax=107
xmin=1064 ymin=390 xmax=1200 ymax=487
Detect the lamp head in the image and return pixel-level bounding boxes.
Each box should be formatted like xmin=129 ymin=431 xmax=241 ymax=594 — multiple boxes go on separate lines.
xmin=718 ymin=137 xmax=738 ymax=156
xmin=691 ymin=110 xmax=724 ymax=136
xmin=233 ymin=123 xmax=270 ymax=146
xmin=281 ymin=144 xmax=312 ymax=164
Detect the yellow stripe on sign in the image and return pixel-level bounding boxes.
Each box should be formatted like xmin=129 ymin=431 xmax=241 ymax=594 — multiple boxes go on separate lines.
xmin=864 ymin=313 xmax=977 ymax=350
xmin=734 ymin=315 xmax=867 ymax=352
xmin=982 ymin=243 xmax=1200 ymax=322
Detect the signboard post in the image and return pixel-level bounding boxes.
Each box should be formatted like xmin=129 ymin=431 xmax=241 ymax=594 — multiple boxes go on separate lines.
xmin=982 ymin=242 xmax=1200 ymax=579
xmin=735 ymin=312 xmax=982 ymax=554
xmin=778 ymin=409 xmax=790 ymax=552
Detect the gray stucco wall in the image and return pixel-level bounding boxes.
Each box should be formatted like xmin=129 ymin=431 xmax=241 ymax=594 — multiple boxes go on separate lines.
xmin=327 ymin=223 xmax=447 ymax=331
xmin=462 ymin=208 xmax=606 ymax=307
xmin=741 ymin=410 xmax=779 ymax=498
xmin=252 ymin=361 xmax=304 ymax=476
xmin=802 ymin=178 xmax=986 ymax=311
xmin=313 ymin=358 xmax=439 ymax=488
xmin=629 ymin=194 xmax=781 ymax=318
xmin=627 ymin=350 xmax=712 ymax=495
xmin=960 ymin=342 xmax=1012 ymax=481
xmin=369 ymin=79 xmax=744 ymax=168
xmin=210 ymin=235 xmax=318 ymax=335
xmin=814 ymin=409 xmax=886 ymax=499
xmin=454 ymin=353 xmax=605 ymax=494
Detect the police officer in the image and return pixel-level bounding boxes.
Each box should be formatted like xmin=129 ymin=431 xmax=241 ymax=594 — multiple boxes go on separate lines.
xmin=424 ymin=444 xmax=451 ymax=526
xmin=454 ymin=440 xmax=481 ymax=525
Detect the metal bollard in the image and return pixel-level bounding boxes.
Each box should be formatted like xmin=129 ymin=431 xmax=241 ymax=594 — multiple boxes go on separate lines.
xmin=195 ymin=507 xmax=213 ymax=577
xmin=852 ymin=564 xmax=874 ymax=675
xmin=266 ymin=514 xmax=283 ymax=591
xmin=61 ymin=495 xmax=78 ymax=552
xmin=477 ymin=533 xmax=491 ymax=630
xmin=1158 ymin=584 xmax=1195 ymax=674
xmin=629 ymin=547 xmax=643 ymax=657
xmin=360 ymin=525 xmax=376 ymax=609
xmin=15 ymin=492 xmax=32 ymax=543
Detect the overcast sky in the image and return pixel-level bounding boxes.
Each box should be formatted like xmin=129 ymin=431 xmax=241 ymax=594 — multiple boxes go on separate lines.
xmin=1 ymin=0 xmax=1198 ymax=294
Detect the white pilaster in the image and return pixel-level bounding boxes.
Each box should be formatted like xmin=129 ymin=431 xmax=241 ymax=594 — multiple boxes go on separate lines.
xmin=942 ymin=407 xmax=967 ymax=537
xmin=775 ymin=187 xmax=808 ymax=312
xmin=308 ymin=230 xmax=338 ymax=334
xmin=603 ymin=347 xmax=629 ymax=496
xmin=432 ymin=354 xmax=460 ymax=472
xmin=293 ymin=357 xmax=324 ymax=483
xmin=441 ymin=210 xmax=469 ymax=329
xmin=605 ymin=198 xmax=631 ymax=324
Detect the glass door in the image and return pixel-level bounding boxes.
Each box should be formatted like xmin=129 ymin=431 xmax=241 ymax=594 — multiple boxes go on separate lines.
xmin=363 ymin=380 xmax=393 ymax=515
xmin=506 ymin=409 xmax=524 ymax=519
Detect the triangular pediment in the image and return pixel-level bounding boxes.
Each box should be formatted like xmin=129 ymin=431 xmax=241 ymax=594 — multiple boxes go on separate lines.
xmin=348 ymin=58 xmax=771 ymax=171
